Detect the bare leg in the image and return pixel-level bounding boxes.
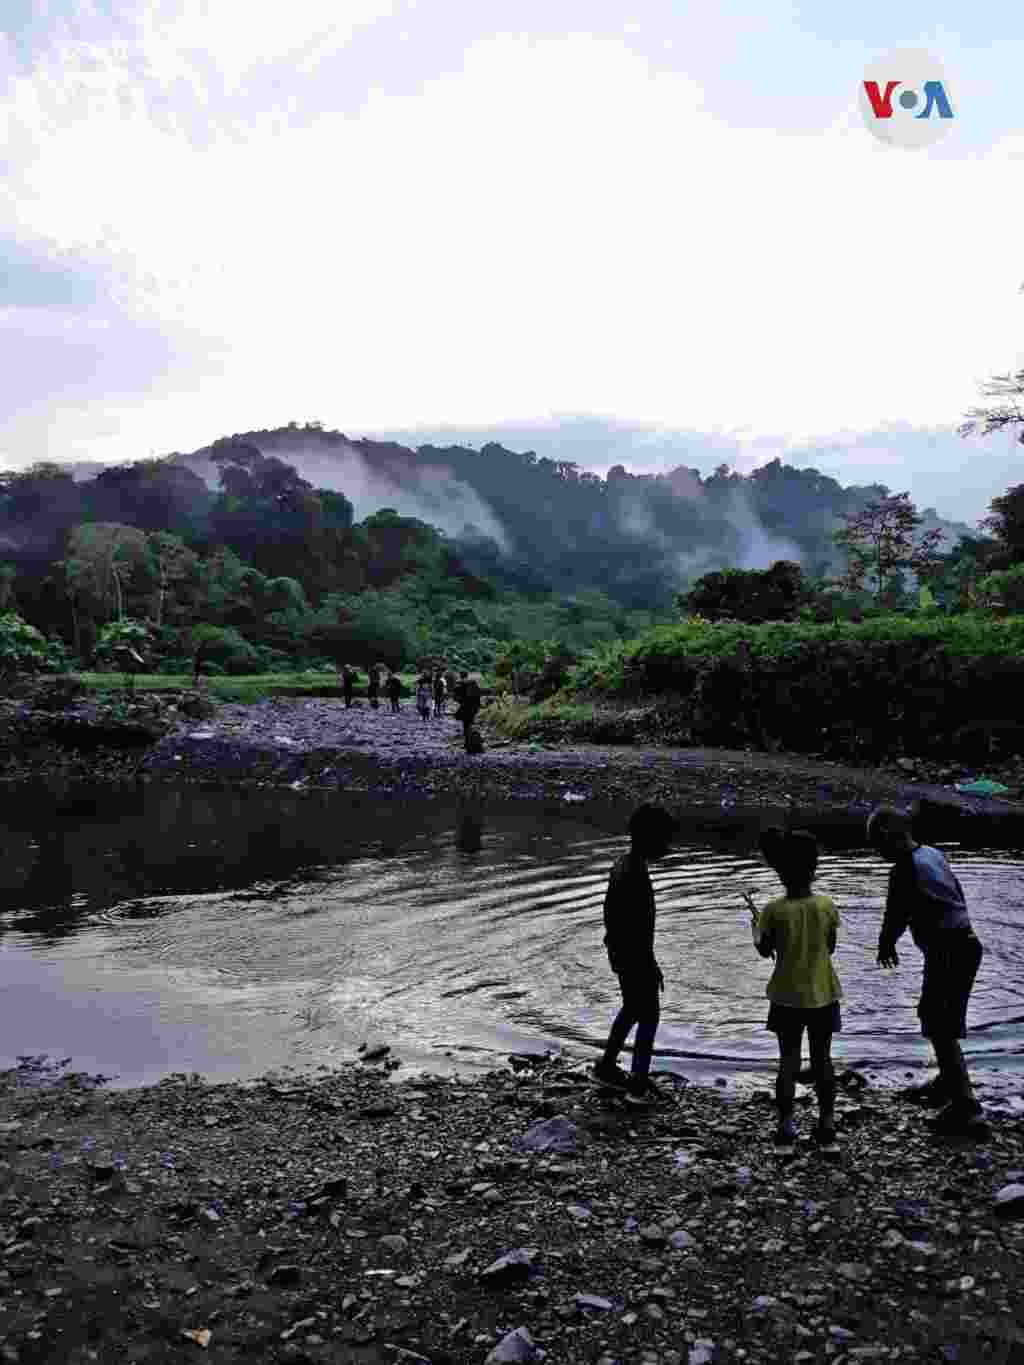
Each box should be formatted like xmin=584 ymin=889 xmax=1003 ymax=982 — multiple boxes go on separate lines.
xmin=776 ymin=1039 xmax=802 ymax=1118
xmin=808 ymin=1031 xmax=836 ymax=1124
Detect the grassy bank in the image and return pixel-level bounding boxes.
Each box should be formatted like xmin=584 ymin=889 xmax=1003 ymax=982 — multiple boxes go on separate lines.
xmin=61 ymin=670 xmax=499 ymax=705
xmin=545 ymin=613 xmax=1024 ymax=764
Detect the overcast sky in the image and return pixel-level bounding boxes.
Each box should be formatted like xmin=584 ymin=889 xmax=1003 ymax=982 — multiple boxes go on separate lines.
xmin=2 ymin=1 xmax=1022 ymax=525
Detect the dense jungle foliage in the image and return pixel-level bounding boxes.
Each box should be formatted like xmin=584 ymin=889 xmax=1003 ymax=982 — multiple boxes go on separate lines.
xmin=0 ymin=423 xmax=1021 ymax=697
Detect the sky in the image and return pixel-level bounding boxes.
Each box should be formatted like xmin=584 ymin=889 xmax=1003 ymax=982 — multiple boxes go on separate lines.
xmin=2 ymin=0 xmax=1023 ymax=526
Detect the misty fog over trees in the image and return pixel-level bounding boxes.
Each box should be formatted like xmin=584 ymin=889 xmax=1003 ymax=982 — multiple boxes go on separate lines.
xmin=0 ymin=421 xmax=1011 ymax=676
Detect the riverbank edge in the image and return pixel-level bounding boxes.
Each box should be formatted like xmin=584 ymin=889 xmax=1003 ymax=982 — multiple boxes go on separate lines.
xmin=4 ymin=691 xmax=1024 ymax=849
xmin=1 ymin=1052 xmax=1022 ymax=1365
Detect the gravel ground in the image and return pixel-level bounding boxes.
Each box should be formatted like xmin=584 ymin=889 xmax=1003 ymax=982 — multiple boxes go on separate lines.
xmin=5 ymin=691 xmax=1024 ymax=832
xmin=114 ymin=695 xmax=1024 ymax=813
xmin=1 ymin=1052 xmax=1022 ymax=1365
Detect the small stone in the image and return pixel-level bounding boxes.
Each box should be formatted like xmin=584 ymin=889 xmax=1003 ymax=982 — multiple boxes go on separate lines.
xmin=751 ymin=1295 xmax=778 ymax=1312
xmin=994 ymin=1183 xmax=1024 ymax=1217
xmin=379 ymin=1234 xmax=408 ymax=1254
xmin=838 ymin=1262 xmax=870 ymax=1283
xmin=576 ymin=1294 xmax=614 ymax=1311
xmin=829 ymin=1326 xmax=856 ymax=1341
xmin=267 ymin=1264 xmax=303 ymax=1287
xmin=943 ymin=1275 xmax=975 ymax=1294
xmin=669 ymin=1229 xmax=695 ymax=1250
xmin=485 ymin=1326 xmax=537 ymax=1363
xmin=639 ymin=1224 xmax=665 ymax=1244
xmin=689 ymin=1343 xmax=716 ymax=1365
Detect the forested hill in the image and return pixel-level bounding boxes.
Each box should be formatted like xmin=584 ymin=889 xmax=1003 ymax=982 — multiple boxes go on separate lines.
xmin=163 ymin=422 xmax=975 ymax=610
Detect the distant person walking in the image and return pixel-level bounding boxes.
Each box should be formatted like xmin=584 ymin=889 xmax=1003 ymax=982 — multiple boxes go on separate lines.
xmin=750 ymin=826 xmax=842 ymax=1147
xmin=386 ymin=671 xmax=402 ymax=713
xmin=594 ymin=804 xmax=677 ymax=1102
xmin=416 ymin=675 xmax=432 ymax=722
xmin=432 ymin=671 xmax=447 ymax=717
xmin=455 ymin=671 xmax=481 ymax=750
xmin=367 ymin=665 xmax=381 ymax=710
xmin=341 ymin=665 xmax=355 ymax=708
xmin=868 ymin=805 xmax=987 ymax=1137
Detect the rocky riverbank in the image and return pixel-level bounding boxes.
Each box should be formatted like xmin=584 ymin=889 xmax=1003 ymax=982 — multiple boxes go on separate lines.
xmin=1 ymin=1051 xmax=1022 ymax=1365
xmin=4 ymin=686 xmax=1024 ymax=845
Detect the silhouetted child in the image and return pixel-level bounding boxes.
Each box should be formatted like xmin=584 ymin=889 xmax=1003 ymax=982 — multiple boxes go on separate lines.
xmin=867 ymin=805 xmax=986 ymax=1136
xmin=416 ymin=676 xmax=432 ymax=722
xmin=386 ymin=672 xmax=401 ymax=713
xmin=751 ymin=826 xmax=841 ymax=1146
xmin=367 ymin=666 xmax=380 ymax=709
xmin=433 ymin=671 xmax=447 ymax=717
xmin=595 ymin=804 xmax=677 ymax=1102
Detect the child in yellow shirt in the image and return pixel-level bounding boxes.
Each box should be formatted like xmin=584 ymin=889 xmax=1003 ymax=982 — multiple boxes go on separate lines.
xmin=750 ymin=826 xmax=842 ymax=1146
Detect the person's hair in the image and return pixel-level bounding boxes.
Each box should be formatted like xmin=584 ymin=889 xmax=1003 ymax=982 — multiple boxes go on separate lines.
xmin=759 ymin=825 xmax=820 ymax=897
xmin=866 ymin=805 xmax=915 ymax=845
xmin=628 ymin=804 xmax=677 ymax=845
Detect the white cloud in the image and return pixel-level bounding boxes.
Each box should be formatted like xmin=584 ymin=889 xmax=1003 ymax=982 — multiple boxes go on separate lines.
xmin=0 ymin=11 xmax=1022 ymax=476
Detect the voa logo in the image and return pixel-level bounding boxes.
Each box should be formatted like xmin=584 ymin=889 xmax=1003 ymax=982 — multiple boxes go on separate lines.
xmin=859 ymin=48 xmax=955 ymax=148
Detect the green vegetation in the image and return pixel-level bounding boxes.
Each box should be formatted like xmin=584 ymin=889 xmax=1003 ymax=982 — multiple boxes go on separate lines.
xmin=485 ymin=609 xmax=1024 ymax=763
xmin=1 ymin=420 xmax=1022 ymax=775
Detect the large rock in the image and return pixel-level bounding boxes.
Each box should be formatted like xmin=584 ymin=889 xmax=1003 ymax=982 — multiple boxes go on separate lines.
xmin=479 ymin=1248 xmax=537 ymax=1285
xmin=485 ymin=1327 xmax=537 ymax=1363
xmin=518 ymin=1115 xmax=582 ymax=1155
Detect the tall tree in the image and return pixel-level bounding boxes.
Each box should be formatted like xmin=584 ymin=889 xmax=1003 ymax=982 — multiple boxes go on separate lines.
xmin=978 ymin=483 xmax=1024 ymax=567
xmin=959 ymin=369 xmax=1024 ymax=444
xmin=66 ymin=523 xmax=149 ymax=622
xmin=146 ymin=532 xmax=198 ymax=627
xmin=832 ymin=493 xmax=944 ymax=604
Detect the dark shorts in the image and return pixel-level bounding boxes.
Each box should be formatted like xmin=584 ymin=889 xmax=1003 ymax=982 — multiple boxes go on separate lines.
xmin=767 ymin=1001 xmax=841 ymax=1044
xmin=919 ymin=929 xmax=983 ymax=1040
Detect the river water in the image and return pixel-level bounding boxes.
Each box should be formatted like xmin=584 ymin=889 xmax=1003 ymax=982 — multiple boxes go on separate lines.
xmin=1 ymin=783 xmax=1023 ymax=1096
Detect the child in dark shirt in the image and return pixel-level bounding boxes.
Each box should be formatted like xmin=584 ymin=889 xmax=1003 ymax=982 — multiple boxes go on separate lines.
xmin=867 ymin=805 xmax=986 ymax=1136
xmin=594 ymin=804 xmax=677 ymax=1101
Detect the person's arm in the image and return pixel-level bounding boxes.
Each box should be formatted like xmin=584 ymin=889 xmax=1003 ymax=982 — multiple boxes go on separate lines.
xmin=828 ymin=902 xmax=838 ymax=955
xmin=878 ymin=861 xmax=912 ymax=966
xmin=746 ymin=895 xmax=775 ymax=958
xmin=602 ymin=861 xmax=625 ymax=972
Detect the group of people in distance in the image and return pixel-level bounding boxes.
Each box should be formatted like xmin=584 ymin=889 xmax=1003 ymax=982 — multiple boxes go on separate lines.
xmin=335 ymin=663 xmax=483 ymax=750
xmin=597 ymin=802 xmax=987 ymax=1143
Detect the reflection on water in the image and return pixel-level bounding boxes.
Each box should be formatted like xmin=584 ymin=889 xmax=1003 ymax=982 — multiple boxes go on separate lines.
xmin=1 ymin=781 xmax=1023 ymax=1091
